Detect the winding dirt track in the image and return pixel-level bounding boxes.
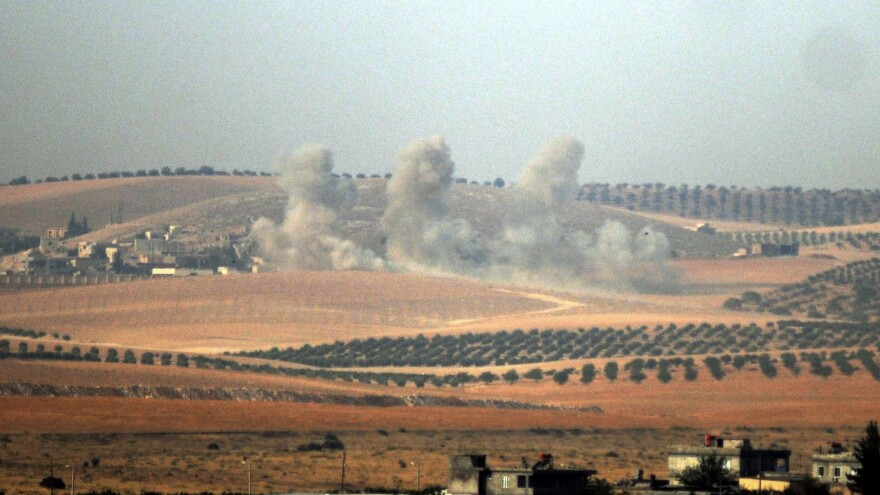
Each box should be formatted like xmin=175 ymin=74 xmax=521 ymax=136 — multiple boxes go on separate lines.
xmin=446 ymin=289 xmax=586 ymax=326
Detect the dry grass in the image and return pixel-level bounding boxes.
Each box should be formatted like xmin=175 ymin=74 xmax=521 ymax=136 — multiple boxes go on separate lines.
xmin=0 ymin=272 xmax=557 ymax=351
xmin=0 ymin=400 xmax=868 ymax=494
xmin=0 ymin=252 xmax=842 ymax=353
xmin=2 ymin=354 xmax=878 ymax=431
xmin=0 ymin=176 xmax=275 ymax=232
xmin=2 ymin=179 xmax=878 ymax=493
xmin=601 ymin=206 xmax=787 ymax=232
xmin=0 ymin=425 xmax=860 ymax=494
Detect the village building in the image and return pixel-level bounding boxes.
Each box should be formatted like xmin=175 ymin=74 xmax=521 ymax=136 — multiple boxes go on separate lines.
xmin=668 ymin=435 xmax=791 ymax=486
xmin=448 ymin=454 xmax=597 ymax=495
xmin=812 ymin=443 xmax=858 ymax=494
xmin=45 ymin=227 xmax=68 ymax=239
xmin=694 ymin=223 xmax=717 ymax=235
xmin=751 ymin=242 xmax=800 ymax=257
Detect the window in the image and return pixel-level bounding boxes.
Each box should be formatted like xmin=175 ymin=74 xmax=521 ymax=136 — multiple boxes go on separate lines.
xmin=817 ymin=466 xmax=825 ymax=477
xmin=517 ymin=475 xmax=529 ymax=488
xmin=834 ymin=467 xmax=841 ymax=477
xmin=502 ymin=476 xmax=509 ymax=489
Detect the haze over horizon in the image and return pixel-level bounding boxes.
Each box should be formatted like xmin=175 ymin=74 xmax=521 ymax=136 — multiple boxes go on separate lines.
xmin=2 ymin=1 xmax=878 ymax=189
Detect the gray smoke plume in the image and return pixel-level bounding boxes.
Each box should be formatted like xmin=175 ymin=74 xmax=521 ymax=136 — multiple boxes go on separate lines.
xmin=253 ymin=136 xmax=678 ymax=293
xmin=251 ymin=144 xmax=385 ymax=271
xmin=381 ymin=135 xmax=487 ymax=271
xmin=379 ymin=134 xmax=679 ymax=292
xmin=488 ymin=136 xmax=679 ymax=292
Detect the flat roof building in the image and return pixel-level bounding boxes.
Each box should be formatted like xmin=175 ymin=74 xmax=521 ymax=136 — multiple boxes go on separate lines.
xmin=448 ymin=454 xmax=597 ymax=495
xmin=813 ymin=444 xmax=858 ymax=493
xmin=668 ymin=435 xmax=790 ymax=486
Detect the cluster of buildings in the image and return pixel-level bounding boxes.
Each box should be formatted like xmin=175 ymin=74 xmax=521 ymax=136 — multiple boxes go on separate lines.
xmin=448 ymin=435 xmax=860 ymax=495
xmin=8 ymin=222 xmax=253 ymax=278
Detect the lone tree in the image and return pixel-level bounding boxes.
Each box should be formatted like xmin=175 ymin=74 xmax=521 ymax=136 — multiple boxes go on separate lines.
xmin=39 ymin=477 xmax=65 ymax=490
xmin=848 ymin=420 xmax=880 ymax=494
xmin=677 ymin=452 xmax=736 ymax=490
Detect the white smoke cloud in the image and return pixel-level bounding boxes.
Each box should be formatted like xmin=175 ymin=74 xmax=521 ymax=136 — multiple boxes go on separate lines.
xmin=250 ymin=144 xmax=385 ymax=271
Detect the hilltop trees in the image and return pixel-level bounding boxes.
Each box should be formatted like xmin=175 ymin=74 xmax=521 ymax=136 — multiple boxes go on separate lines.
xmin=578 ymin=183 xmax=880 ymax=226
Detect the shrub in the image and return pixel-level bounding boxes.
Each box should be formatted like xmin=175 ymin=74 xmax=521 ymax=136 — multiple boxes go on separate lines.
xmin=524 ymin=368 xmax=544 ymax=381
xmin=703 ymin=357 xmax=725 ymax=380
xmin=723 ymin=297 xmax=743 ymax=310
xmin=39 ymin=477 xmax=65 ymax=490
xmin=580 ymin=363 xmax=596 ymax=384
xmin=176 ymin=353 xmax=189 ymax=367
xmin=758 ymin=354 xmax=777 ymax=378
xmin=122 ymin=350 xmax=137 ymax=364
xmin=478 ymin=371 xmax=498 ymax=384
xmin=604 ymin=361 xmax=619 ymax=381
xmin=552 ymin=369 xmax=571 ymax=385
xmin=781 ymin=352 xmax=800 ymax=376
xmin=502 ymin=369 xmax=519 ymax=384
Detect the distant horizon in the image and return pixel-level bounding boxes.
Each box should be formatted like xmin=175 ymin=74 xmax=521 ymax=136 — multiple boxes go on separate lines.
xmin=3 ymin=167 xmax=880 ymax=193
xmin=2 ymin=2 xmax=879 ymax=189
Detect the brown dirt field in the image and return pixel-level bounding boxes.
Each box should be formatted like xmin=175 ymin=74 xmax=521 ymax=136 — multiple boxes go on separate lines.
xmin=0 ymin=272 xmax=555 ymax=351
xmin=600 ymin=207 xmax=786 ymax=232
xmin=672 ymin=256 xmax=842 ymax=286
xmin=2 ymin=358 xmax=878 ymax=431
xmin=0 ymin=398 xmax=606 ymax=433
xmin=806 ymin=222 xmax=880 ymax=234
xmin=0 ymin=176 xmax=275 ymax=232
xmin=0 ymin=425 xmax=858 ymax=495
xmin=0 ymin=250 xmax=849 ymax=352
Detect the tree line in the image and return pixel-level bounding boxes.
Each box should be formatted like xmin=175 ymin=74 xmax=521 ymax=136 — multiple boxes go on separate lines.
xmin=235 ymin=320 xmax=880 ymax=368
xmin=719 ymin=230 xmax=880 ymax=250
xmin=580 ymin=183 xmax=880 ymax=227
xmin=3 ymin=338 xmax=880 ymax=387
xmin=726 ymin=257 xmax=880 ymax=322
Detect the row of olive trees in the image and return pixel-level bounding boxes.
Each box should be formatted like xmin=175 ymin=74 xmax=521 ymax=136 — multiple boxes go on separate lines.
xmin=580 ymin=182 xmax=880 ymax=226
xmin=237 ymin=320 xmax=880 ymax=368
xmin=5 ymin=167 xmax=275 ymax=186
xmin=727 ymin=258 xmax=880 ymax=323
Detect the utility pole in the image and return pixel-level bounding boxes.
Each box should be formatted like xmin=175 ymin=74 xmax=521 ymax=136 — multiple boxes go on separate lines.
xmin=340 ymin=451 xmax=347 ymax=494
xmin=242 ymin=460 xmax=251 ymax=495
xmin=411 ymin=461 xmax=420 ymax=492
xmin=64 ymin=465 xmax=75 ymax=495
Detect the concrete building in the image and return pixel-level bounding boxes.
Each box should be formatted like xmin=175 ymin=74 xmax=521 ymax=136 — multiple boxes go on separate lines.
xmin=39 ymin=236 xmax=64 ymax=254
xmin=21 ymin=252 xmax=73 ymax=275
xmin=695 ymin=223 xmax=717 ymax=235
xmin=45 ymin=227 xmax=68 ymax=239
xmin=133 ymin=238 xmax=185 ymax=256
xmin=448 ymin=454 xmax=597 ymax=495
xmin=813 ymin=445 xmax=858 ymax=493
xmin=668 ymin=435 xmax=790 ymax=485
xmin=77 ymin=241 xmax=98 ymax=258
xmin=753 ymin=242 xmax=800 ymax=257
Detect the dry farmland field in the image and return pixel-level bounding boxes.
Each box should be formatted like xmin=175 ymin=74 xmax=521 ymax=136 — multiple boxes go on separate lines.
xmin=1 ymin=424 xmax=865 ymax=494
xmin=2 ymin=178 xmax=880 ymax=494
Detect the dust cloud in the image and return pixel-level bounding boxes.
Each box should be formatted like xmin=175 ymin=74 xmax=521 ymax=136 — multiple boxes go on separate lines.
xmin=251 ymin=144 xmax=385 ymax=271
xmin=253 ymin=136 xmax=679 ymax=293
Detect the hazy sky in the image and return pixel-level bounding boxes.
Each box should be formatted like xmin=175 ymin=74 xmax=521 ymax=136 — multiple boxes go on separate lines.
xmin=2 ymin=1 xmax=878 ymax=188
